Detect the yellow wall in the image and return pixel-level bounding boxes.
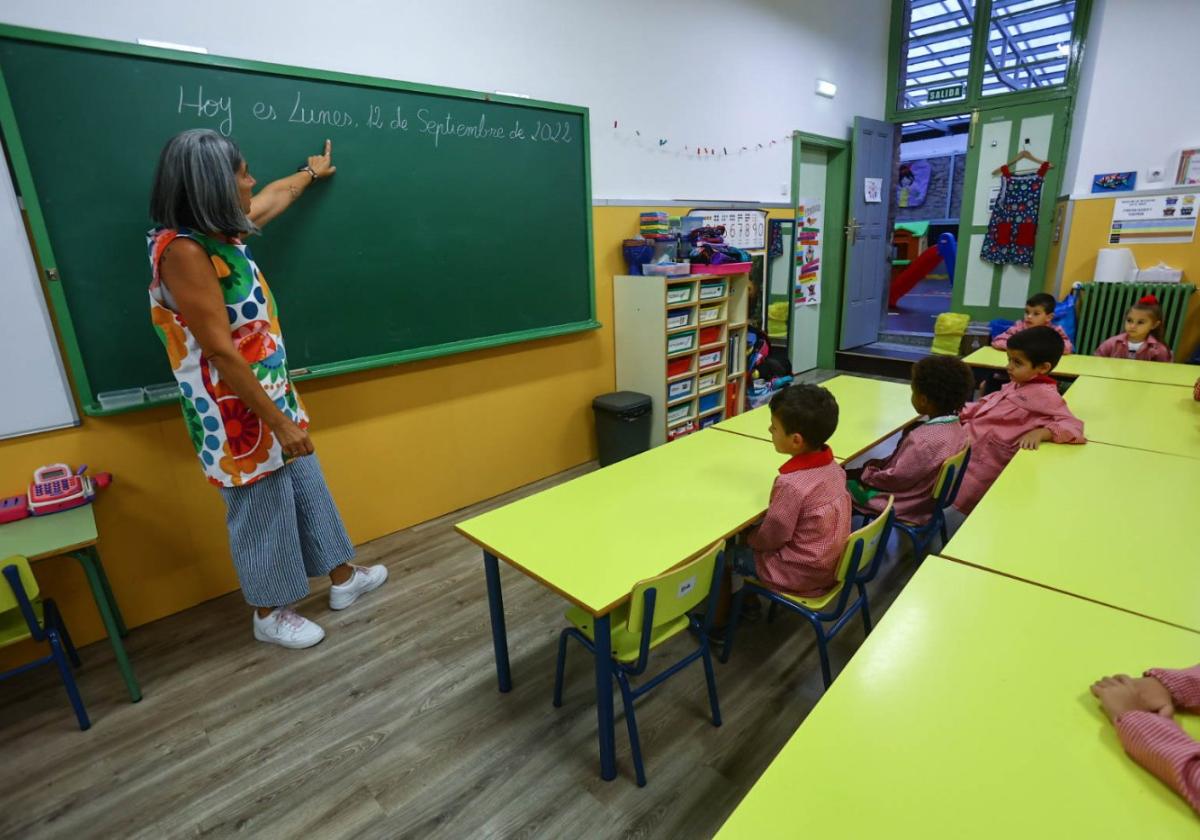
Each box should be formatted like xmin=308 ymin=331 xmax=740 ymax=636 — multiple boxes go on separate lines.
xmin=1 ymin=203 xmax=780 ymax=667
xmin=1055 ymin=196 xmax=1200 ymax=360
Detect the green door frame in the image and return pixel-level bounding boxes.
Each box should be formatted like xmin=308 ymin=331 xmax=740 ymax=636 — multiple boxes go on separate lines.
xmin=885 ymin=0 xmax=1095 ymax=123
xmin=951 ymin=97 xmax=1071 ymax=320
xmin=790 ymin=130 xmax=850 ymax=369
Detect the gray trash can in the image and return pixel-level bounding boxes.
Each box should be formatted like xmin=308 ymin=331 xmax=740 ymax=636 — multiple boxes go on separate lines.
xmin=592 ymin=391 xmax=652 ymax=467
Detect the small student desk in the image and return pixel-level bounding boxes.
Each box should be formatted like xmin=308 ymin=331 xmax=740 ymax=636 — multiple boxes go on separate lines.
xmin=717 ymin=558 xmax=1200 ymax=837
xmin=964 ymin=346 xmax=1200 ymax=388
xmin=1064 ymin=376 xmax=1200 ymax=460
xmin=455 ymin=429 xmax=786 ymax=781
xmin=711 ymin=375 xmax=917 ymax=463
xmin=941 ymin=444 xmax=1200 ymax=634
xmin=0 ymin=505 xmax=141 ymax=701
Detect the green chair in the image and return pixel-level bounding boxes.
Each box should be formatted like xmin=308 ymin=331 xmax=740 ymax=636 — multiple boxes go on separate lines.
xmin=721 ymin=497 xmax=895 ymax=689
xmin=553 ymin=541 xmax=725 ymax=786
xmin=0 ymin=555 xmax=90 ymax=730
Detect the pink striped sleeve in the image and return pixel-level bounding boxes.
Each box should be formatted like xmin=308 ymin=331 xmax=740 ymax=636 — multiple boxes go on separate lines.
xmin=991 ymin=322 xmax=1020 ymax=349
xmin=1148 ymin=665 xmax=1200 ymax=712
xmin=1054 ymin=325 xmax=1074 ymax=354
xmin=1116 ymin=710 xmax=1200 ymax=814
xmin=1093 ymin=335 xmax=1120 ymax=358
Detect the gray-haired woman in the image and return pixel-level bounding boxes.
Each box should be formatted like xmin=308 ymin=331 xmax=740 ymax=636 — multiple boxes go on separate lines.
xmin=147 ymin=129 xmax=386 ymax=649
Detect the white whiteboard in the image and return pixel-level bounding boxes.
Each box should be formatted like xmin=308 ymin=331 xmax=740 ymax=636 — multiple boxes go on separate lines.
xmin=0 ymin=159 xmax=78 ymax=439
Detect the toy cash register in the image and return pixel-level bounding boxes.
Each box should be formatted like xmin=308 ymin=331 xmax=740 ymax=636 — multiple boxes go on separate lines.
xmin=26 ymin=464 xmax=112 ymax=516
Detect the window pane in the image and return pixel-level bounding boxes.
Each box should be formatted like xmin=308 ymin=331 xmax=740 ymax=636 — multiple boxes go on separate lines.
xmin=899 ymin=0 xmax=975 ymax=110
xmin=981 ymin=0 xmax=1075 ymax=97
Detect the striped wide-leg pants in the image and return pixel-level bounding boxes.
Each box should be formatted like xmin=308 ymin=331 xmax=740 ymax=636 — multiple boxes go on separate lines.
xmin=218 ymin=454 xmax=355 ymax=607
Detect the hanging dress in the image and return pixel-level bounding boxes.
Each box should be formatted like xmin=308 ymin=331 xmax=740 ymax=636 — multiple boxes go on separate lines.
xmin=980 ymin=160 xmax=1050 ymax=267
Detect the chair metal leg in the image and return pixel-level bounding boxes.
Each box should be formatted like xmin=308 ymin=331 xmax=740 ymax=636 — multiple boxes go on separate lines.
xmin=720 ymin=585 xmax=748 ymax=663
xmin=553 ymin=629 xmax=571 ymax=708
xmin=700 ymin=642 xmax=722 ymax=727
xmin=50 ymin=603 xmax=82 ymax=667
xmin=805 ymin=614 xmax=833 ymax=689
xmin=858 ymin=584 xmax=874 ymax=635
xmin=47 ymin=632 xmax=90 ymax=731
xmin=617 ymin=674 xmax=646 ymax=787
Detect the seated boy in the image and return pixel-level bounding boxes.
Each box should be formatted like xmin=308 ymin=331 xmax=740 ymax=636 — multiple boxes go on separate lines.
xmin=955 ymin=326 xmax=1085 ymax=516
xmin=981 ymin=293 xmax=1074 ymax=396
xmin=992 ymin=292 xmax=1074 ymax=353
xmin=735 ymin=384 xmax=851 ymax=598
xmin=846 ymin=355 xmax=974 ymax=524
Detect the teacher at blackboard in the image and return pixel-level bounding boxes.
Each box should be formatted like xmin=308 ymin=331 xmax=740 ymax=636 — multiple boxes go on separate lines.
xmin=146 ymin=129 xmax=387 ymax=650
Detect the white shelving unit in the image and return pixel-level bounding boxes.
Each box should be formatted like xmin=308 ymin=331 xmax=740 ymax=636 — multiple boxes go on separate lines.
xmin=614 ymin=271 xmax=750 ymax=446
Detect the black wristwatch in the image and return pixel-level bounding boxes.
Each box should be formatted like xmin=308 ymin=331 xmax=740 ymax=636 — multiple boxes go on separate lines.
xmin=297 ymin=164 xmax=318 ymax=181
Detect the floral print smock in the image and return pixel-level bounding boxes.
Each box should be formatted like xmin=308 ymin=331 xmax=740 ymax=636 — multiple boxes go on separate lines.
xmin=148 ymin=227 xmax=308 ymax=488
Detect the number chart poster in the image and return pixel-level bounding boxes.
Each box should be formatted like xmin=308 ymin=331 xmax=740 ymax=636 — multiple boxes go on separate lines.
xmin=1109 ymin=193 xmax=1198 ymax=244
xmin=794 ymin=202 xmax=823 ymax=307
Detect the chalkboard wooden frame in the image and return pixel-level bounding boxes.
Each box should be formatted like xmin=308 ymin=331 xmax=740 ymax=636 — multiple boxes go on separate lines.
xmin=0 ymin=24 xmax=598 ymax=416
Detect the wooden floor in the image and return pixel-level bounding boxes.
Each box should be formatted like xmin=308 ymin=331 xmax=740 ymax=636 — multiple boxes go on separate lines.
xmin=0 ymin=458 xmax=920 ymax=840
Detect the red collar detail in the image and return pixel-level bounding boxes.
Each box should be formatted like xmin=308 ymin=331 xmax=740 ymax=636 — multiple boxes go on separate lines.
xmin=1028 ymin=375 xmax=1057 ymax=385
xmin=779 ymin=446 xmax=835 ymax=474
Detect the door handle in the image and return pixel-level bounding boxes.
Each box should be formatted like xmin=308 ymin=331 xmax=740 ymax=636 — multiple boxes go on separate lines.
xmin=845 ymin=215 xmax=862 ymax=245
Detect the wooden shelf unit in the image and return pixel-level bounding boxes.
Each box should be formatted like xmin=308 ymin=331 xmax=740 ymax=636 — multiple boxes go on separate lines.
xmin=614 ymin=272 xmax=750 ymax=446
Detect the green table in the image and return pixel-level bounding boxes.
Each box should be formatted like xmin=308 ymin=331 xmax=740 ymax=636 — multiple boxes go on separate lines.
xmin=1064 ymin=376 xmax=1200 ymax=460
xmin=718 ymin=558 xmax=1200 ymax=836
xmin=712 ymin=375 xmax=917 ymax=463
xmin=942 ymin=444 xmax=1200 ymax=634
xmin=0 ymin=505 xmax=140 ymax=701
xmin=456 ymin=428 xmax=786 ymax=781
xmin=965 ymin=346 xmax=1200 ymax=388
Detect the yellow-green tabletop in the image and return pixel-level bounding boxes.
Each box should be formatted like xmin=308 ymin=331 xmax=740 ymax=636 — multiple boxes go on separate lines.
xmin=718 ymin=558 xmax=1200 ymax=837
xmin=712 ymin=375 xmax=917 ymax=463
xmin=1064 ymin=376 xmax=1200 ymax=460
xmin=0 ymin=504 xmax=140 ymax=701
xmin=458 ymin=428 xmax=785 ymax=616
xmin=942 ymin=444 xmax=1200 ymax=633
xmin=965 ymin=346 xmax=1200 ymax=388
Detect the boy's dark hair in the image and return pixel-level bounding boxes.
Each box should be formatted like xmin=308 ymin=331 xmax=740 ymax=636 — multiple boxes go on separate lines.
xmin=769 ymin=384 xmax=839 ymax=447
xmin=1008 ymin=325 xmax=1064 ymax=368
xmin=911 ymin=356 xmax=975 ymax=416
xmin=1026 ymin=292 xmax=1057 ymax=315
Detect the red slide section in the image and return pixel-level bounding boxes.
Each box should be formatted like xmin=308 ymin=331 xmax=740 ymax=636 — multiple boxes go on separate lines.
xmin=888 ymin=245 xmax=943 ymax=309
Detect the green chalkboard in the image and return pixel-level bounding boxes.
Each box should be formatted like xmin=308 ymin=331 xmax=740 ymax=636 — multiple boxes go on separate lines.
xmin=0 ymin=25 xmax=597 ymax=415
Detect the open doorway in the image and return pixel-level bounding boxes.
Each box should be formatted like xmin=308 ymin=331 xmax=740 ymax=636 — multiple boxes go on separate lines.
xmin=884 ymin=114 xmax=970 ymax=339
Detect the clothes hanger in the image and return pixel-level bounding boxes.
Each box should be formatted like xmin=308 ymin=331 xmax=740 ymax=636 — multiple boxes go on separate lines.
xmin=993 ymin=144 xmax=1053 ymax=176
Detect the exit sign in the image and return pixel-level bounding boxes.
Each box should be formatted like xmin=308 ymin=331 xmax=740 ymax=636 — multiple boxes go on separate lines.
xmin=928 ymin=84 xmax=965 ymax=102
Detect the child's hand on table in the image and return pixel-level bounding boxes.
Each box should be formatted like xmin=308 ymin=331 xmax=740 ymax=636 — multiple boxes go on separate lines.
xmin=1091 ymin=673 xmax=1174 ymax=723
xmin=1194 ymin=377 xmax=1200 ymax=402
xmin=1018 ymin=428 xmax=1053 ymax=450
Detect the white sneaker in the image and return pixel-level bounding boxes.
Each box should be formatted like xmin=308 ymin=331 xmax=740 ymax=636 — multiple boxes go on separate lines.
xmin=253 ymin=607 xmax=326 ymax=649
xmin=329 ymin=564 xmax=389 ymax=611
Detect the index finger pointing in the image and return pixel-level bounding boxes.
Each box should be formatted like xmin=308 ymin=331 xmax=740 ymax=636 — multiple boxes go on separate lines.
xmin=324 ymin=139 xmax=332 ymax=157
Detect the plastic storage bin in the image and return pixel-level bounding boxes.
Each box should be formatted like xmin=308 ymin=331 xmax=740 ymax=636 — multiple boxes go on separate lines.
xmin=666 ymin=284 xmax=693 ymax=305
xmin=667 ymin=331 xmax=696 ymax=355
xmin=698 ymin=392 xmax=722 ymax=414
xmin=592 ymin=391 xmax=652 ymax=467
xmin=667 ymin=378 xmax=695 ymax=402
xmin=666 ymin=308 xmax=692 ymax=329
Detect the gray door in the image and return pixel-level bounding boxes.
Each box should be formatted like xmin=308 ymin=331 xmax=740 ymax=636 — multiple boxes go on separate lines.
xmin=839 ymin=117 xmax=895 ymax=349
